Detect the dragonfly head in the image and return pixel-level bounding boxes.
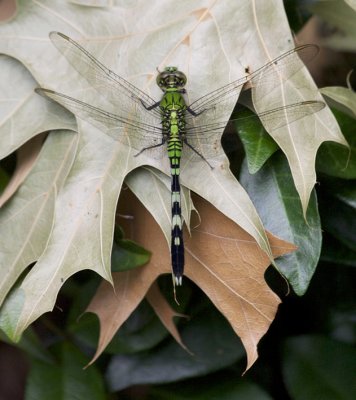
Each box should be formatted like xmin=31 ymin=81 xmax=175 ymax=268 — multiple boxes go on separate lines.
xmin=156 ymin=67 xmax=187 ymax=91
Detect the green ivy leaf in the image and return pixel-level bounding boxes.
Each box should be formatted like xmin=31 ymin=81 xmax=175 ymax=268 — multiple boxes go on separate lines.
xmin=240 ymin=153 xmax=321 ymax=295
xmin=234 ymin=106 xmax=278 ymax=173
xmin=111 ymin=239 xmax=150 ymax=272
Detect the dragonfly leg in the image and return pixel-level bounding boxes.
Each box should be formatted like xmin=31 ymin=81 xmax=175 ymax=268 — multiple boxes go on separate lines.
xmin=140 ymin=99 xmax=161 ymax=111
xmin=134 ymin=138 xmax=166 ymax=157
xmin=183 ymin=138 xmax=213 ymax=169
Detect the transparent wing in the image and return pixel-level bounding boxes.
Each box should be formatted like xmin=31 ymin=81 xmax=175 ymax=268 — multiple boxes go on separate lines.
xmin=187 ymin=45 xmax=319 ymax=117
xmin=182 ymin=100 xmax=325 ymax=161
xmin=42 ymin=33 xmax=324 ymax=164
xmin=36 ymin=88 xmax=166 ymax=157
xmin=49 ymin=31 xmax=161 ymax=118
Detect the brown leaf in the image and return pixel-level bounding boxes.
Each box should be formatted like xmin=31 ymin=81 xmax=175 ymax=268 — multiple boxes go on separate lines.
xmin=185 ymin=195 xmax=295 ymax=371
xmin=85 ymin=267 xmax=164 ymax=365
xmin=86 ymin=189 xmax=296 ymax=370
xmin=86 ymin=278 xmax=189 ymax=365
xmin=146 ymin=282 xmax=189 ymax=352
xmin=0 ymin=133 xmax=45 ymax=207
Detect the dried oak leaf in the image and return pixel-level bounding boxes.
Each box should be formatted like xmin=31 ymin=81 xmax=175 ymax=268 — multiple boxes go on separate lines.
xmin=0 ymin=133 xmax=45 ymax=207
xmin=86 ymin=190 xmax=296 ymax=371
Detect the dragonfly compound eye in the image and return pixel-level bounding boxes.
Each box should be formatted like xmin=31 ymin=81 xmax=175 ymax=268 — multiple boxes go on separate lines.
xmin=156 ymin=68 xmax=187 ymax=91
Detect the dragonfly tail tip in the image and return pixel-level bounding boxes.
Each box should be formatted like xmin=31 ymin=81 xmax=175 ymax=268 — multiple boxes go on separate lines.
xmin=174 ymin=275 xmax=183 ymax=286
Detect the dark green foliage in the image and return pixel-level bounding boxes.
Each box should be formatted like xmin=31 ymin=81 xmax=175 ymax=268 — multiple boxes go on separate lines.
xmin=111 ymin=231 xmax=151 ymax=272
xmin=25 ymin=343 xmax=107 ymax=400
xmin=317 ymin=110 xmax=356 ymax=179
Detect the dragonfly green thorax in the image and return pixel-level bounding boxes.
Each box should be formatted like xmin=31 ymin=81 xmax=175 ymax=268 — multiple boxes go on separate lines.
xmin=156 ymin=67 xmax=187 ymax=91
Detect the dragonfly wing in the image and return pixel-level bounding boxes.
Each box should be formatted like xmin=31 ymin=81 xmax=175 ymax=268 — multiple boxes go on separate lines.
xmin=187 ymin=45 xmax=319 ymax=116
xmin=247 ymin=100 xmax=325 ymax=133
xmin=184 ymin=116 xmax=227 ymax=161
xmin=49 ymin=32 xmax=161 ymax=118
xmin=187 ymin=74 xmax=248 ymax=117
xmin=36 ymin=88 xmax=165 ymax=157
xmin=183 ymin=100 xmax=325 ymax=162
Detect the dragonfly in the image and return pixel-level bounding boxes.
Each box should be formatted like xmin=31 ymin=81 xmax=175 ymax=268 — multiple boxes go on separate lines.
xmin=36 ymin=32 xmax=325 ymax=288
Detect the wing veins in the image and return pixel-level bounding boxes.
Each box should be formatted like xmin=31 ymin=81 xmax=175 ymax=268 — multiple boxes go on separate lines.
xmin=36 ymin=88 xmax=163 ymax=139
xmin=188 ymin=45 xmax=319 ymax=115
xmin=50 ymin=31 xmax=161 ymax=118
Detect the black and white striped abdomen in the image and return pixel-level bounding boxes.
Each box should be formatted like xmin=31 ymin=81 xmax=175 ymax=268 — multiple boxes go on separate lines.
xmin=169 ymin=140 xmax=184 ymax=286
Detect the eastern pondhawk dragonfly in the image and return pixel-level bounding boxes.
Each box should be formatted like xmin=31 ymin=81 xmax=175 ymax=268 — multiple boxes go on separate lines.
xmin=36 ymin=32 xmax=325 ymax=287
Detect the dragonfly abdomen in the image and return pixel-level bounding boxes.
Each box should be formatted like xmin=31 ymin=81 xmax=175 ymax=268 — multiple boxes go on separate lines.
xmin=167 ymin=115 xmax=185 ymax=286
xmin=170 ymin=156 xmax=184 ymax=286
xmin=161 ymin=87 xmax=187 ymax=286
